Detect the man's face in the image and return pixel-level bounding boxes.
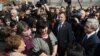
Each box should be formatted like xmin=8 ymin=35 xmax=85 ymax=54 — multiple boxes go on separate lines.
xmin=58 ymin=13 xmax=66 ymax=22
xmin=94 ymin=13 xmax=99 ymax=19
xmin=80 ymin=10 xmax=85 ymax=20
xmin=11 ymin=11 xmax=17 ymax=17
xmin=84 ymin=22 xmax=93 ymax=33
xmin=60 ymin=8 xmax=65 ymax=12
xmin=55 ymin=8 xmax=60 ymax=14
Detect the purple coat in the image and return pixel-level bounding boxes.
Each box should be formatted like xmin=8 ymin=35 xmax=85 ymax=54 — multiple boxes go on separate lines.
xmin=23 ymin=36 xmax=34 ymax=50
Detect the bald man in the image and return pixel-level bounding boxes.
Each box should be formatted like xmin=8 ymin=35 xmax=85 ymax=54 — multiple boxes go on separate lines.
xmin=10 ymin=9 xmax=19 ymax=22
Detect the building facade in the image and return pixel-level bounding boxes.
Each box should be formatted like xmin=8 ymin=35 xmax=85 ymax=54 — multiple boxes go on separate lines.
xmin=0 ymin=0 xmax=100 ymax=7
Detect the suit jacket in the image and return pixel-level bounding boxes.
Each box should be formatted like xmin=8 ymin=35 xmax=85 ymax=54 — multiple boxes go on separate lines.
xmin=82 ymin=33 xmax=100 ymax=56
xmin=67 ymin=43 xmax=84 ymax=56
xmin=97 ymin=30 xmax=100 ymax=39
xmin=94 ymin=43 xmax=100 ymax=56
xmin=53 ymin=21 xmax=74 ymax=49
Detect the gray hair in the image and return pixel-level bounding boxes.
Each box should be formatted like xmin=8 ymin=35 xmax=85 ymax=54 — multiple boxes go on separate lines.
xmin=87 ymin=18 xmax=99 ymax=30
xmin=11 ymin=9 xmax=18 ymax=14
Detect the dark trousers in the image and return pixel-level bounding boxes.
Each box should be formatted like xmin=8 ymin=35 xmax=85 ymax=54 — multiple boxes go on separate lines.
xmin=58 ymin=46 xmax=67 ymax=56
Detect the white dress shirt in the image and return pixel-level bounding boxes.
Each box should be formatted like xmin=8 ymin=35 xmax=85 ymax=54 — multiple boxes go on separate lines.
xmin=95 ymin=28 xmax=99 ymax=33
xmin=86 ymin=31 xmax=96 ymax=39
xmin=58 ymin=21 xmax=64 ymax=31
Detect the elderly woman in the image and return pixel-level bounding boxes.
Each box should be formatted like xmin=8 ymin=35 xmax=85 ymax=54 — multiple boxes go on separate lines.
xmin=16 ymin=21 xmax=34 ymax=56
xmin=32 ymin=20 xmax=58 ymax=56
xmin=5 ymin=35 xmax=26 ymax=56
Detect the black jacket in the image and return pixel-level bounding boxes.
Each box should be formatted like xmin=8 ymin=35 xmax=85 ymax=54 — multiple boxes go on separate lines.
xmin=53 ymin=21 xmax=75 ymax=49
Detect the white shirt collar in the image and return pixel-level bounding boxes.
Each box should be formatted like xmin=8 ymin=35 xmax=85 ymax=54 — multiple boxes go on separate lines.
xmin=12 ymin=16 xmax=19 ymax=21
xmin=95 ymin=28 xmax=99 ymax=33
xmin=16 ymin=16 xmax=19 ymax=21
xmin=60 ymin=21 xmax=64 ymax=25
xmin=58 ymin=21 xmax=64 ymax=30
xmin=86 ymin=31 xmax=95 ymax=39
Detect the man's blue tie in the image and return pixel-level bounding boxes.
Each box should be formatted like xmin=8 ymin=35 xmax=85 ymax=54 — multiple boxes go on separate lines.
xmin=58 ymin=23 xmax=62 ymax=31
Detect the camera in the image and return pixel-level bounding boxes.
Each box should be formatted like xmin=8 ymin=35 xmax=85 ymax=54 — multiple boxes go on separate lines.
xmin=71 ymin=10 xmax=81 ymax=18
xmin=36 ymin=1 xmax=42 ymax=7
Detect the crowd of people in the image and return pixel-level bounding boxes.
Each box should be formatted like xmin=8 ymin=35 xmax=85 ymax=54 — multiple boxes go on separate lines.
xmin=0 ymin=1 xmax=100 ymax=56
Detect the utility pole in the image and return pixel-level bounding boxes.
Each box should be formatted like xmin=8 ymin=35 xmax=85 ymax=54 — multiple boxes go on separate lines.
xmin=78 ymin=0 xmax=82 ymax=9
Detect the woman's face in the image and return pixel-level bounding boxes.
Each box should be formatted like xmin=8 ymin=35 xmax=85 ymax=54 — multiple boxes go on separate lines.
xmin=22 ymin=28 xmax=32 ymax=37
xmin=39 ymin=27 xmax=48 ymax=35
xmin=17 ymin=40 xmax=26 ymax=53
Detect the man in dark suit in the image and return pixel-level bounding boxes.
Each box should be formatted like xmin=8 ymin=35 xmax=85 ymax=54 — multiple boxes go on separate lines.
xmin=53 ymin=12 xmax=75 ymax=56
xmin=82 ymin=18 xmax=100 ymax=56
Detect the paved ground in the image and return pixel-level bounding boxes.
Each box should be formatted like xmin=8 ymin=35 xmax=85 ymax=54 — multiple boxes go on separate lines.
xmin=48 ymin=0 xmax=100 ymax=9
